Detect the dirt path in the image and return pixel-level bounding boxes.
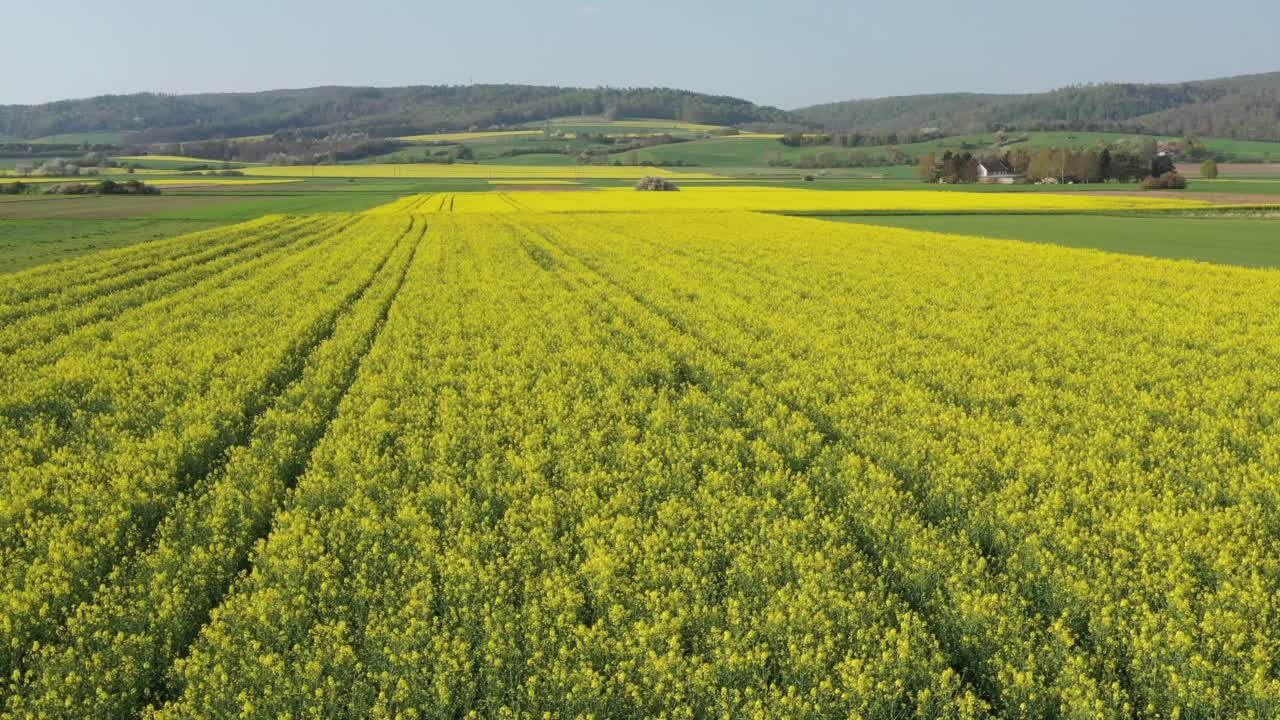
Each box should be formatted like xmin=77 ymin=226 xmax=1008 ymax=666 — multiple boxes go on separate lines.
xmin=1077 ymin=190 xmax=1280 ymax=205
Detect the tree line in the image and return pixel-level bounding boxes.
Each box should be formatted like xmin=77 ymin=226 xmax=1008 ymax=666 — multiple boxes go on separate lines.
xmin=918 ymin=139 xmax=1180 ymax=185
xmin=779 ymin=129 xmax=944 ymax=148
xmin=795 ymin=73 xmax=1280 ymax=142
xmin=0 ymin=86 xmax=795 ymax=143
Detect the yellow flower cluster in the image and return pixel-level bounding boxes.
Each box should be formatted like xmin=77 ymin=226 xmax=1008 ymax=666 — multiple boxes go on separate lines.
xmin=1 ymin=206 xmax=1276 ymax=719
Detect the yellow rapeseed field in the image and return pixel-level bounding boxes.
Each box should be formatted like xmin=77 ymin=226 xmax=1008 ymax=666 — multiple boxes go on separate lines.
xmin=2 ymin=197 xmax=1274 ymax=720
xmin=364 ymin=187 xmax=1209 ymax=215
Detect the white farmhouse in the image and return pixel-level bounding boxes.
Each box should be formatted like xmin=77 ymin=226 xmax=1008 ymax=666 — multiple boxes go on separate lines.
xmin=976 ymin=159 xmax=1020 ymax=184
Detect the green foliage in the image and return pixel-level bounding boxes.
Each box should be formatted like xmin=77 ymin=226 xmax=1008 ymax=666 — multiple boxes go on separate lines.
xmin=831 ymin=213 xmax=1280 ymax=267
xmin=916 ymin=151 xmax=937 ymax=182
xmin=0 ymin=86 xmax=795 ymax=144
xmin=634 ymin=175 xmax=680 ymax=191
xmin=796 ymin=71 xmax=1280 ymax=141
xmin=1138 ymin=172 xmax=1187 ymax=190
xmin=0 ymin=218 xmax=226 ymax=273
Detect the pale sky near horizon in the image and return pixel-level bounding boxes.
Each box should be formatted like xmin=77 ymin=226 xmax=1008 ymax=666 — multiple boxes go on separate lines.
xmin=4 ymin=0 xmax=1277 ymax=108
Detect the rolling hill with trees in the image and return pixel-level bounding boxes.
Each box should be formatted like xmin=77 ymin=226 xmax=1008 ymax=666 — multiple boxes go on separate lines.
xmin=795 ymin=71 xmax=1280 ymax=141
xmin=3 ymin=72 xmax=1278 ymax=156
xmin=0 ymin=85 xmax=796 ymax=143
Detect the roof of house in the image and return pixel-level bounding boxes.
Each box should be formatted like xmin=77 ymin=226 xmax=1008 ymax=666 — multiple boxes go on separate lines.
xmin=979 ymin=158 xmax=1013 ymax=174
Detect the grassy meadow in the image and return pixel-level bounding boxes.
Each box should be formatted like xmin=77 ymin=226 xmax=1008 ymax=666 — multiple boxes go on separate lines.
xmin=832 ymin=213 xmax=1280 ymax=267
xmin=0 ymin=218 xmax=227 ymax=273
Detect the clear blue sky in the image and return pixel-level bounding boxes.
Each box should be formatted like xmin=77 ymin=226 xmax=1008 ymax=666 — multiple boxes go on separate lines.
xmin=5 ymin=0 xmax=1277 ymax=108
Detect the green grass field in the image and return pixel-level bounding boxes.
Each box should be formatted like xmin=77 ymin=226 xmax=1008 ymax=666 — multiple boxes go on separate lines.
xmin=0 ymin=218 xmax=227 ymax=273
xmin=1188 ymin=178 xmax=1280 ymax=195
xmin=0 ymin=180 xmax=440 ymax=271
xmin=630 ymin=136 xmax=853 ymax=167
xmin=364 ymin=136 xmax=594 ymax=166
xmin=111 ymin=158 xmax=254 ymax=170
xmin=0 ymin=181 xmax=420 ymax=221
xmin=481 ymin=152 xmax=581 ymax=166
xmin=522 ymin=117 xmax=727 ymax=135
xmin=830 ymin=213 xmax=1280 ymax=267
xmin=30 ymin=131 xmax=138 ymax=145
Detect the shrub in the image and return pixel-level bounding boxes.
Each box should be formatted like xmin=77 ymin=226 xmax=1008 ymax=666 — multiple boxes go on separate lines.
xmin=45 ymin=182 xmax=91 ymax=195
xmin=635 ymin=176 xmax=679 ymax=191
xmin=107 ymin=180 xmax=161 ymax=195
xmin=44 ymin=180 xmax=161 ymax=196
xmin=1138 ymin=173 xmax=1187 ymax=190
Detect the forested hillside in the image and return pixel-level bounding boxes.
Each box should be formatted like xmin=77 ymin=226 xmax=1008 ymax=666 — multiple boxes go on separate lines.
xmin=5 ymin=72 xmax=1278 ymax=146
xmin=797 ymin=72 xmax=1280 ymax=141
xmin=0 ymin=85 xmax=795 ymax=142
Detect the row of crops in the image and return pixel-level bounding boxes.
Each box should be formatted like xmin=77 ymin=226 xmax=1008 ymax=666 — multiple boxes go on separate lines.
xmin=2 ymin=206 xmax=1278 ymax=719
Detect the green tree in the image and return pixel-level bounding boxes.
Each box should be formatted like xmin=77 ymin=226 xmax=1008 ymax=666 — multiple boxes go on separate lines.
xmin=1200 ymin=158 xmax=1219 ymax=179
xmin=1138 ymin=138 xmax=1158 ymax=167
xmin=957 ymin=153 xmax=979 ymax=183
xmin=916 ymin=152 xmax=936 ymax=182
xmin=939 ymin=151 xmax=956 ymax=183
xmin=1028 ymin=148 xmax=1056 ymax=181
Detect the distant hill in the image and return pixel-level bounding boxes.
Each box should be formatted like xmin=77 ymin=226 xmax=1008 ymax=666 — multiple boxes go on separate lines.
xmin=795 ymin=72 xmax=1280 ymax=141
xmin=6 ymin=72 xmax=1278 ymax=146
xmin=0 ymin=85 xmax=796 ymax=144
